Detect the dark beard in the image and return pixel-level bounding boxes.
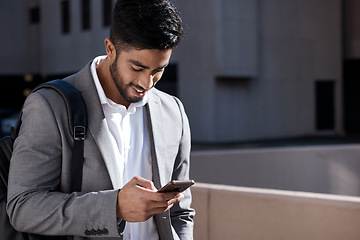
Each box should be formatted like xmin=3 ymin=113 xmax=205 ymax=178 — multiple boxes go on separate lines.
xmin=109 ymin=59 xmax=143 ymax=104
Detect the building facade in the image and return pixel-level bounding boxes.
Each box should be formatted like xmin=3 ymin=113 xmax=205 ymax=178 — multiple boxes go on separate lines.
xmin=0 ymin=0 xmax=359 ymax=143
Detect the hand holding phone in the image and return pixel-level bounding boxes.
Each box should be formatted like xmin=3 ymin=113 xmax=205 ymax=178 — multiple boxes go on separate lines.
xmin=158 ymin=180 xmax=195 ymax=193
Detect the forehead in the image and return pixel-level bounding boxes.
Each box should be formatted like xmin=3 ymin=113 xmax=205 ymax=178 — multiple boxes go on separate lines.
xmin=118 ymin=48 xmax=173 ymax=67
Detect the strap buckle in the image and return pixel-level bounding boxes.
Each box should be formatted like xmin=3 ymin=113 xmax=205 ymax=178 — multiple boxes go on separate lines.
xmin=74 ymin=126 xmax=86 ymax=141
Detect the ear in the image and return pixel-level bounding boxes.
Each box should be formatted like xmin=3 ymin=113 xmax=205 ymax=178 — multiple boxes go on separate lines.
xmin=104 ymin=38 xmax=116 ymax=61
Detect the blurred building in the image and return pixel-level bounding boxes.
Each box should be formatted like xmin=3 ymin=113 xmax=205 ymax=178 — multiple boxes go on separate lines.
xmin=0 ymin=0 xmax=359 ymax=143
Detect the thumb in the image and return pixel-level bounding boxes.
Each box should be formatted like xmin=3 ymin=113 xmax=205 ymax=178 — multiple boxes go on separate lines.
xmin=132 ymin=176 xmax=157 ymax=191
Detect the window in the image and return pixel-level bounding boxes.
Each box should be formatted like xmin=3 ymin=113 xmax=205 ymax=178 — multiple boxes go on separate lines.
xmin=103 ymin=0 xmax=112 ymax=27
xmin=315 ymin=80 xmax=335 ymax=130
xmin=82 ymin=0 xmax=91 ymax=30
xmin=30 ymin=6 xmax=40 ymax=24
xmin=61 ymin=1 xmax=70 ymax=33
xmin=343 ymin=59 xmax=360 ymax=133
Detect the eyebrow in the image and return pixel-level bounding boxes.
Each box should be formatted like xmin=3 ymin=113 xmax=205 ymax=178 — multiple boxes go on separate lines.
xmin=129 ymin=59 xmax=169 ymax=70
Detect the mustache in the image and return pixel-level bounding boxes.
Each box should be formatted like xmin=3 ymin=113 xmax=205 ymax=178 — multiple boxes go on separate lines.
xmin=129 ymin=83 xmax=147 ymax=91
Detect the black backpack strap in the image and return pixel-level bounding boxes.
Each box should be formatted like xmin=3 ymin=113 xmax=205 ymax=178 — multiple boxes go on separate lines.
xmin=35 ymin=80 xmax=87 ymax=193
xmin=15 ymin=80 xmax=87 ymax=193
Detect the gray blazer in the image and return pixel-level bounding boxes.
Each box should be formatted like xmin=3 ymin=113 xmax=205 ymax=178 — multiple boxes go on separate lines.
xmin=7 ymin=62 xmax=195 ymax=240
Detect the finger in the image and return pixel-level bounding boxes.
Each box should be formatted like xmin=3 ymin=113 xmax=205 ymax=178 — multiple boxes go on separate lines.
xmin=132 ymin=193 xmax=184 ymax=218
xmin=168 ymin=193 xmax=184 ymax=204
xmin=163 ymin=203 xmax=174 ymax=213
xmin=176 ymin=192 xmax=184 ymax=201
xmin=149 ymin=191 xmax=181 ymax=202
xmin=148 ymin=204 xmax=175 ymax=216
xmin=149 ymin=193 xmax=184 ymax=210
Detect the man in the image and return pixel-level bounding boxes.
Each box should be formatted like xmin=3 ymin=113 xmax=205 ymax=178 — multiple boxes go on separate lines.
xmin=6 ymin=0 xmax=194 ymax=239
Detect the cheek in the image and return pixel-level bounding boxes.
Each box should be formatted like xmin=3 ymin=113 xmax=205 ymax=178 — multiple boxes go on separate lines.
xmin=117 ymin=61 xmax=136 ymax=82
xmin=118 ymin=69 xmax=137 ymax=84
xmin=153 ymin=73 xmax=164 ymax=84
xmin=122 ymin=72 xmax=136 ymax=83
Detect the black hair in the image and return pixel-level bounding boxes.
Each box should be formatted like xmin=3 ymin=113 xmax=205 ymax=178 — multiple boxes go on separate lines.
xmin=110 ymin=0 xmax=184 ymax=51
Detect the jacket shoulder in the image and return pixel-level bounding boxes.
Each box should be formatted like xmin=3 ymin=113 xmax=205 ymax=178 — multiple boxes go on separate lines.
xmin=150 ymin=88 xmax=184 ymax=108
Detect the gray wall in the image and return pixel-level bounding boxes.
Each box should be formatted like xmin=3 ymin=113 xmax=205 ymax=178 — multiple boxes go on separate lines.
xmin=345 ymin=0 xmax=360 ymax=58
xmin=176 ymin=0 xmax=342 ymax=142
xmin=40 ymin=0 xmax=109 ymax=74
xmin=0 ymin=0 xmax=28 ymax=74
xmin=0 ymin=0 xmax=113 ymax=75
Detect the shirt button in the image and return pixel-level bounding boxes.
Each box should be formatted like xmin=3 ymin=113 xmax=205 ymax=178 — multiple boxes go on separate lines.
xmin=90 ymin=229 xmax=97 ymax=235
xmin=102 ymin=228 xmax=109 ymax=235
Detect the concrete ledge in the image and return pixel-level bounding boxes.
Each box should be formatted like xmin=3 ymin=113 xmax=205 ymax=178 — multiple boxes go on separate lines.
xmin=191 ymin=183 xmax=360 ymax=240
xmin=190 ymin=144 xmax=360 ymax=196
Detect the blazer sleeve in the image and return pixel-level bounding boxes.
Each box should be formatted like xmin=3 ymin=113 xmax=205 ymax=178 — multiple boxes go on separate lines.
xmin=6 ymin=91 xmax=121 ymax=238
xmin=169 ymin=96 xmax=195 ymax=240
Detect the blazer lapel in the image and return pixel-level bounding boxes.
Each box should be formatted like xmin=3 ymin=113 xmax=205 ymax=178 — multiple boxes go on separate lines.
xmin=147 ymin=93 xmax=179 ymax=240
xmin=146 ymin=93 xmax=170 ymax=189
xmin=71 ymin=63 xmax=120 ymax=189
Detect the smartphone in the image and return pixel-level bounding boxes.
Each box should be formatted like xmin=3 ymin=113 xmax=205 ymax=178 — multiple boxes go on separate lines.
xmin=158 ymin=180 xmax=195 ymax=193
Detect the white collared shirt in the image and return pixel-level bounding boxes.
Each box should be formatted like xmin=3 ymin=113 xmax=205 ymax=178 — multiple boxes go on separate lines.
xmin=91 ymin=56 xmax=159 ymax=240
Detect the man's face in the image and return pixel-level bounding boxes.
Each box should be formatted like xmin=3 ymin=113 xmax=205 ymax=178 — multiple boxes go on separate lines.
xmin=109 ymin=47 xmax=172 ymax=106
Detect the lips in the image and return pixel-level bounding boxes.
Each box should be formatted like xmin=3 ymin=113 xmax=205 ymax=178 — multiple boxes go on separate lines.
xmin=131 ymin=85 xmax=146 ymax=97
xmin=135 ymin=88 xmax=144 ymax=93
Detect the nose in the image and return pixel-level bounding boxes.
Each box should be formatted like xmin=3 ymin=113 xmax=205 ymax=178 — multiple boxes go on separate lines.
xmin=139 ymin=74 xmax=155 ymax=90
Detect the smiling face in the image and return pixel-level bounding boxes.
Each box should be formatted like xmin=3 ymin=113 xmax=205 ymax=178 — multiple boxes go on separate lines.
xmin=104 ymin=39 xmax=173 ymax=107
